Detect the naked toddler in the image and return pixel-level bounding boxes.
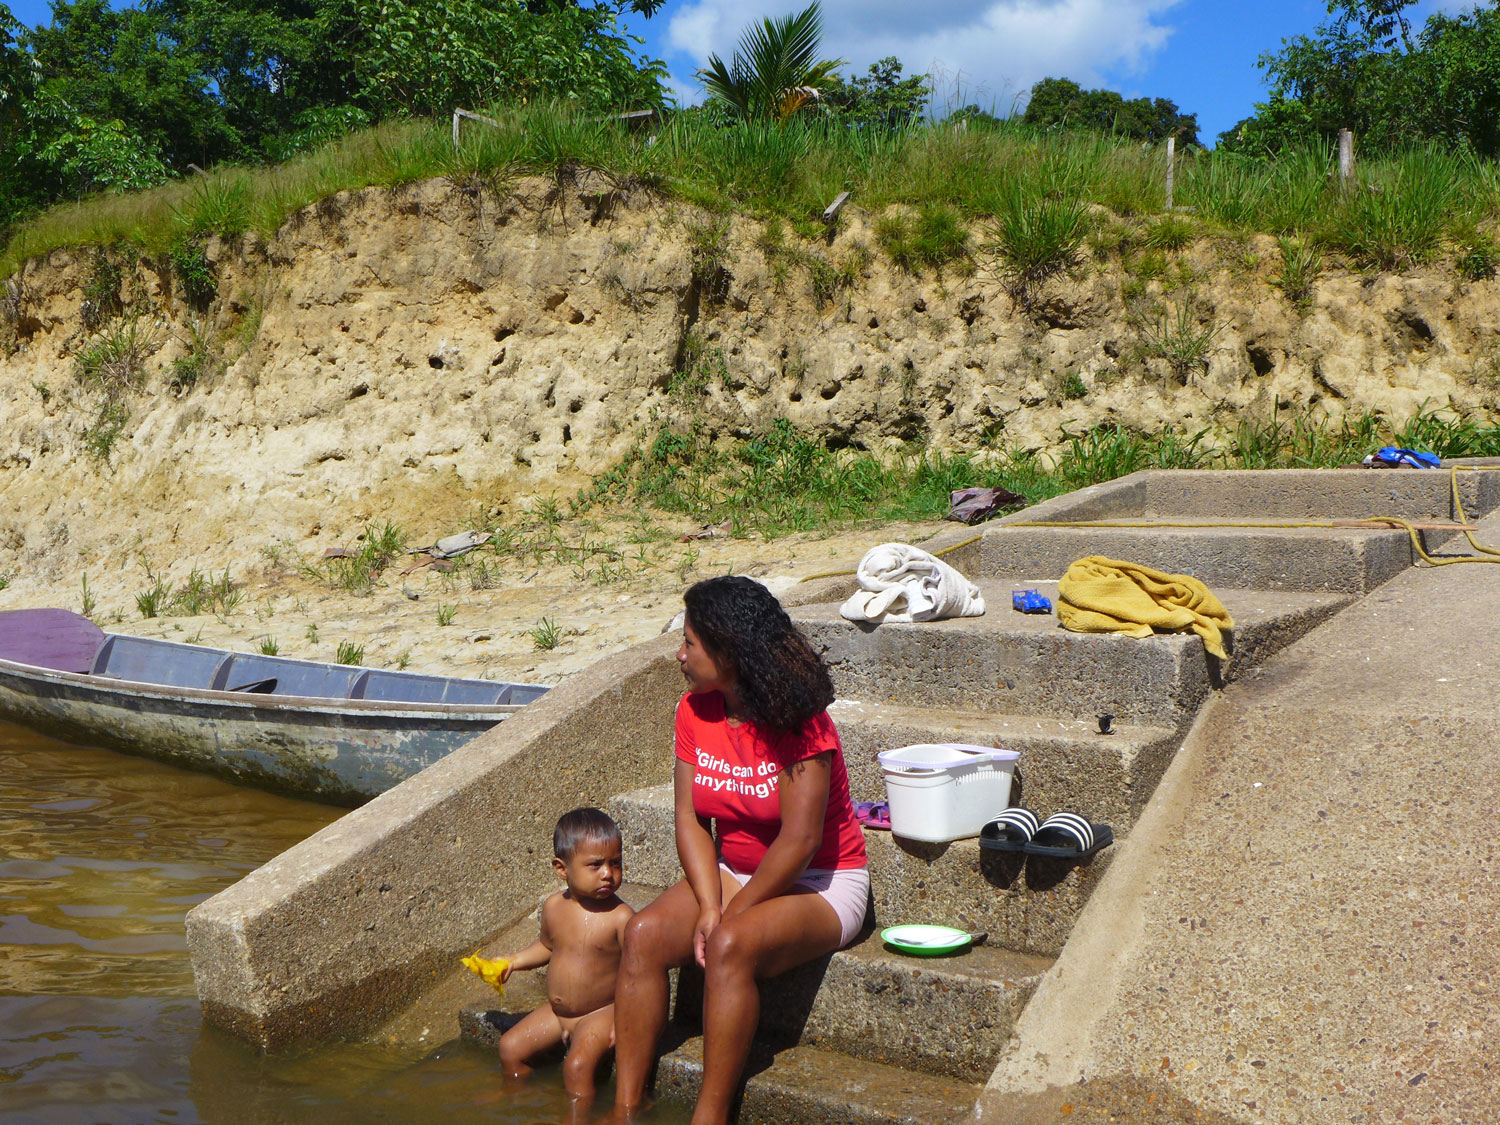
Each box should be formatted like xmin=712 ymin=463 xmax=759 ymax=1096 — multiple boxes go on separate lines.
xmin=497 ymin=807 xmax=634 ymax=1098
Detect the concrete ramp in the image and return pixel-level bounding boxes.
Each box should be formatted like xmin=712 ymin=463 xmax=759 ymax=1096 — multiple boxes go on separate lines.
xmin=977 ymin=499 xmax=1500 ymax=1122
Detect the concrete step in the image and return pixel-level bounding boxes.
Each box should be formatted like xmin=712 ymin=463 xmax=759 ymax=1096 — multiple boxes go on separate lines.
xmin=613 ymin=786 xmax=1113 ymax=957
xmin=654 ymin=1036 xmax=980 ymax=1125
xmin=862 ymin=830 xmax=1111 ymax=957
xmin=974 ymin=523 xmax=1415 ymax=594
xmin=672 ymin=927 xmax=1052 ymax=1082
xmin=460 ymin=884 xmax=1052 ymax=1083
xmin=829 ymin=697 xmax=1178 ymax=828
xmin=791 ymin=581 xmax=1350 ymax=729
xmin=610 ymin=785 xmax=680 ymax=888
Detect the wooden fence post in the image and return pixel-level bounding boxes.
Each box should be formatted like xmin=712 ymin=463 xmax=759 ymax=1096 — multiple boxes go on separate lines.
xmin=451 ymin=108 xmax=504 ymax=149
xmin=1338 ymin=129 xmax=1355 ymax=188
xmin=1164 ymin=136 xmax=1176 ymax=211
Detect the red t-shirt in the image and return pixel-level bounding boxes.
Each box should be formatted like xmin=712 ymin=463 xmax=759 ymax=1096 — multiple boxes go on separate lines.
xmin=674 ymin=691 xmax=867 ymax=873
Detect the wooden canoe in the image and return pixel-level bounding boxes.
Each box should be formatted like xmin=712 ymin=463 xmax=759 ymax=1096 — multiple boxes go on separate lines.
xmin=0 ymin=609 xmax=548 ymax=805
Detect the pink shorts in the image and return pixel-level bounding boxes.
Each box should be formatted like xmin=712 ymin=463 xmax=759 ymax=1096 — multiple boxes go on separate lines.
xmin=719 ymin=860 xmax=871 ymax=947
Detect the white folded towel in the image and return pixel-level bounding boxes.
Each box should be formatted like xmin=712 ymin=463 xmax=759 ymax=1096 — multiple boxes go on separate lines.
xmin=839 ymin=543 xmax=986 ymax=623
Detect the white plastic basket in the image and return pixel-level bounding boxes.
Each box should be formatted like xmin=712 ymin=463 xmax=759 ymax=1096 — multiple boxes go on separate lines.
xmin=878 ymin=743 xmax=1020 ymax=843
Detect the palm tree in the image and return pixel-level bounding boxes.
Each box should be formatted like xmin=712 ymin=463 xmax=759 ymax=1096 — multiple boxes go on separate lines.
xmin=699 ymin=1 xmax=845 ymax=123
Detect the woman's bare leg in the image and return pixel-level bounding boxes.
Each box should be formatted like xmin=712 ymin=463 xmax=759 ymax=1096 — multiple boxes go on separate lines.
xmin=692 ymin=891 xmax=842 ymax=1125
xmin=611 ymin=879 xmax=700 ymax=1111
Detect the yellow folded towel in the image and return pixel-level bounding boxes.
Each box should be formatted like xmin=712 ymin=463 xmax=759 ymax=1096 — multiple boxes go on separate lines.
xmin=1056 ymin=556 xmax=1234 ymax=659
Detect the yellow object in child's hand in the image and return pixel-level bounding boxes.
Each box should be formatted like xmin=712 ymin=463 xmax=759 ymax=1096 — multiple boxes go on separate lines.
xmin=461 ymin=953 xmax=510 ymax=998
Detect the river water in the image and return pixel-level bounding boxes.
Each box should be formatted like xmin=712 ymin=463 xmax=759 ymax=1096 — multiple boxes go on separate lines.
xmin=0 ymin=722 xmax=669 ymax=1124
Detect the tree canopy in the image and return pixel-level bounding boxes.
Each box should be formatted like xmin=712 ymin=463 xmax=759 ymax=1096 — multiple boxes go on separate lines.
xmin=822 ymin=57 xmax=929 ymax=129
xmin=1221 ymin=0 xmax=1500 ymax=156
xmin=1022 ymin=77 xmax=1200 ymax=146
xmin=0 ymin=0 xmax=668 ymax=230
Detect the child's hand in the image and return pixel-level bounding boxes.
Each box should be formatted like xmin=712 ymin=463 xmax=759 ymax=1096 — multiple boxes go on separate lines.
xmin=460 ymin=952 xmax=511 ymax=997
xmin=500 ymin=960 xmax=515 ymax=984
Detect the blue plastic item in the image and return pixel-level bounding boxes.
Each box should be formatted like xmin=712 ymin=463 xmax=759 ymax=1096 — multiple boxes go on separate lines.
xmin=1012 ymin=589 xmax=1052 ymax=614
xmin=1366 ymin=446 xmax=1441 ymax=469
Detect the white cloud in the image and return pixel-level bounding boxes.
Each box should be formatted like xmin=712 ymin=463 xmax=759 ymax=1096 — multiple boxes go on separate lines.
xmin=666 ymin=0 xmax=1183 ymax=113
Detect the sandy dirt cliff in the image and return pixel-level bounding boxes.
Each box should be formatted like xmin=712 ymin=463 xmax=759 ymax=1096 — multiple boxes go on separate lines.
xmin=1 ymin=175 xmax=1497 ymax=678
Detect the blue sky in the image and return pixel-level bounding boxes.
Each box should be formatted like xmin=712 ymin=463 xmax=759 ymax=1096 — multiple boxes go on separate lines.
xmin=6 ymin=0 xmax=1479 ymax=145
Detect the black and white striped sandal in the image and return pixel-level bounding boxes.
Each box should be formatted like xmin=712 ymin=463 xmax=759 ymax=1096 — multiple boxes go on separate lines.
xmin=1025 ymin=812 xmax=1114 ymax=860
xmin=978 ymin=807 xmax=1040 ymax=854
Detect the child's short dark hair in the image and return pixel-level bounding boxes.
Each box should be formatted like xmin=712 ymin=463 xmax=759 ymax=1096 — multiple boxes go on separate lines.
xmin=553 ymin=807 xmax=621 ymax=860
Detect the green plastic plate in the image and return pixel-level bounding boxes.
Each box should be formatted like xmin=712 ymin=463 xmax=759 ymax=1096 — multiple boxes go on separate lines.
xmin=880 ymin=924 xmax=972 ymax=956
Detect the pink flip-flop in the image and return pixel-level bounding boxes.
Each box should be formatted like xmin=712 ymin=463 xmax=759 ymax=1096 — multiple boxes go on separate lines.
xmin=854 ymin=800 xmax=892 ymax=830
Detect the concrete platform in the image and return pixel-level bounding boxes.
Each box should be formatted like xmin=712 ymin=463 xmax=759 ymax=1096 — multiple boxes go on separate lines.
xmin=970 ymin=467 xmax=1500 ymax=533
xmin=793 ymin=582 xmax=1349 ymax=730
xmin=185 ymin=465 xmax=1500 ymax=1123
xmin=613 ymin=786 xmax=1115 ymax=957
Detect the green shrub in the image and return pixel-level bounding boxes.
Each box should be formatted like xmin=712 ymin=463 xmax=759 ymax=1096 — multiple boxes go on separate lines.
xmin=1136 ymin=297 xmax=1221 ymax=380
xmin=312 ymin=521 xmax=408 ymax=594
xmin=80 ymin=248 xmax=123 ymax=330
xmin=174 ymin=177 xmax=251 ymax=239
xmin=82 ymin=400 xmax=131 ymax=463
xmin=530 ymin=617 xmax=563 ymax=650
xmin=135 ymin=576 xmax=171 ymax=618
xmin=684 ymin=214 xmax=732 ymax=302
xmin=169 ymin=239 xmax=217 ymax=307
xmin=171 ymin=567 xmax=241 ymax=615
xmin=1331 ymin=149 xmax=1456 ymax=269
xmin=168 ymin=316 xmax=220 ymax=392
xmin=335 ymin=641 xmax=365 ymax=666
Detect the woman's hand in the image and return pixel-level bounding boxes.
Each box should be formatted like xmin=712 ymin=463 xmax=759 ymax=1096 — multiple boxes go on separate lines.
xmin=693 ymin=904 xmax=723 ymax=968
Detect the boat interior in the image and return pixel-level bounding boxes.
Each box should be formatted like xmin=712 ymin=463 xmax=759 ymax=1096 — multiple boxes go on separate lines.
xmin=88 ymin=634 xmax=548 ymax=706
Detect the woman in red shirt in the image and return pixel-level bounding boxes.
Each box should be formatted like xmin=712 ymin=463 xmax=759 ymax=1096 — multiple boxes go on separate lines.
xmin=612 ymin=576 xmax=869 ymax=1124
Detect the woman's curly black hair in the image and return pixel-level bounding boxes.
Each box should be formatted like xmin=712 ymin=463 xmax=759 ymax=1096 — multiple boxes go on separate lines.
xmin=683 ymin=575 xmax=834 ymax=733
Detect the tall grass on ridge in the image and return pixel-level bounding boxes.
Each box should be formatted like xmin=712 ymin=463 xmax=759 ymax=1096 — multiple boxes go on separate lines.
xmin=6 ymin=104 xmax=1500 ymax=277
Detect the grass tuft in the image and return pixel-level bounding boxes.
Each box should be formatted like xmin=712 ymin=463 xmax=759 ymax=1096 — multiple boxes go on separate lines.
xmin=876 ymin=204 xmax=970 ymax=273
xmin=530 ymin=617 xmax=563 ymax=650
xmin=1273 ymin=236 xmax=1323 ymax=308
xmin=75 ymin=317 xmax=161 ymax=394
xmin=986 ymin=186 xmax=1089 ymax=306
